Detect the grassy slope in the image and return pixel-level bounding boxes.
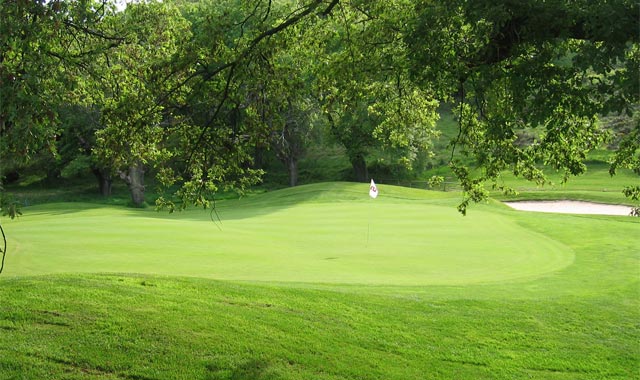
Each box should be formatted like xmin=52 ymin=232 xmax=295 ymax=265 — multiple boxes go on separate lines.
xmin=1 ymin=183 xmax=639 ymax=379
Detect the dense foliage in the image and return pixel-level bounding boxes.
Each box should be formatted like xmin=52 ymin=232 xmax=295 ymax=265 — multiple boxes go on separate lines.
xmin=406 ymin=0 xmax=639 ymax=212
xmin=1 ymin=0 xmax=638 ymax=212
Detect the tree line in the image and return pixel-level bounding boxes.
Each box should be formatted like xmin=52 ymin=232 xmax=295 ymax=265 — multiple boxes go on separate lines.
xmin=1 ymin=0 xmax=638 ymax=215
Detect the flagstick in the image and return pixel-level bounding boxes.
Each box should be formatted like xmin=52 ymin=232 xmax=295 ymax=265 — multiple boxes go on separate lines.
xmin=366 ymin=204 xmax=370 ymax=247
xmin=366 ymin=179 xmax=378 ymax=247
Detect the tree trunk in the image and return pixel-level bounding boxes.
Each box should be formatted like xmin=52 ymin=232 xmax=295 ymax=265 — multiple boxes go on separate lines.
xmin=92 ymin=167 xmax=112 ymax=197
xmin=45 ymin=167 xmax=61 ymax=184
xmin=119 ymin=161 xmax=145 ymax=207
xmin=128 ymin=162 xmax=145 ymax=206
xmin=287 ymin=158 xmax=298 ymax=187
xmin=253 ymin=144 xmax=266 ymax=169
xmin=350 ymin=153 xmax=368 ymax=182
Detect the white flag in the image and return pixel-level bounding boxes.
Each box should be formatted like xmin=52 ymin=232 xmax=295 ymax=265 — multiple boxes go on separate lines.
xmin=369 ymin=179 xmax=378 ymax=199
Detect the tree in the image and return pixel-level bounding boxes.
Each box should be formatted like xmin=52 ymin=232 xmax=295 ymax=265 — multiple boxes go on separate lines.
xmin=269 ymin=98 xmax=315 ymax=187
xmin=153 ymin=0 xmax=342 ymax=208
xmin=405 ymin=0 xmax=639 ymax=213
xmin=0 ymin=0 xmax=123 ymax=173
xmin=56 ymin=105 xmax=114 ymax=196
xmin=310 ymin=0 xmax=439 ymax=182
xmin=1 ymin=0 xmax=65 ymax=167
xmin=87 ymin=1 xmax=193 ymax=207
xmin=241 ymin=18 xmax=318 ymax=188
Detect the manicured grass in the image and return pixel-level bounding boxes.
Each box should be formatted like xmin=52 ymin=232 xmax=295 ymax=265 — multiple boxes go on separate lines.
xmin=4 ymin=183 xmax=572 ymax=285
xmin=0 ymin=182 xmax=638 ymax=379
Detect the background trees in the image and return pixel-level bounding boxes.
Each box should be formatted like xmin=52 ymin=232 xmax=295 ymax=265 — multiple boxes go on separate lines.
xmin=89 ymin=1 xmax=193 ymax=207
xmin=57 ymin=104 xmax=114 ymax=196
xmin=405 ymin=0 xmax=639 ymax=212
xmin=311 ymin=0 xmax=439 ymax=182
xmin=1 ymin=0 xmax=637 ymax=212
xmin=0 ymin=0 xmax=119 ymax=174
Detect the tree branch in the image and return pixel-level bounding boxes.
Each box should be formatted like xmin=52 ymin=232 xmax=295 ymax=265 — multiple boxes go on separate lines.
xmin=63 ymin=20 xmax=125 ymax=42
xmin=321 ymin=0 xmax=340 ymax=17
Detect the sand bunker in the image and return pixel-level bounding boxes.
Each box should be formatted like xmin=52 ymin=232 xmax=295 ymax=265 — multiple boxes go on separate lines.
xmin=504 ymin=200 xmax=634 ymax=216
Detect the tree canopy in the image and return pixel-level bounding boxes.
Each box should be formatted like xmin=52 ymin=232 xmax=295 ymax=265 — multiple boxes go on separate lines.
xmin=1 ymin=0 xmax=638 ymax=213
xmin=406 ymin=0 xmax=639 ymax=212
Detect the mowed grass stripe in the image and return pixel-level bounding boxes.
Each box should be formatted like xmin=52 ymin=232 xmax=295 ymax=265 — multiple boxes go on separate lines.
xmin=4 ymin=184 xmax=573 ymax=285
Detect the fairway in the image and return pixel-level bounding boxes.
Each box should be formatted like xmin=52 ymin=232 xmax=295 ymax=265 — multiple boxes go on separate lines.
xmin=4 ymin=183 xmax=572 ymax=286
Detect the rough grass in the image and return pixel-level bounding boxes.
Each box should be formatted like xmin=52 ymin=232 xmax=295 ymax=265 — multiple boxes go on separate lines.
xmin=0 ymin=182 xmax=638 ymax=379
xmin=2 ymin=272 xmax=637 ymax=380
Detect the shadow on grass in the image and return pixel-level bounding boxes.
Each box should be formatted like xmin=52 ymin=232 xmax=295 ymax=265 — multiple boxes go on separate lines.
xmin=8 ymin=182 xmax=446 ymax=223
xmin=6 ymin=183 xmax=347 ymax=223
xmin=0 ymin=183 xmax=349 ymax=227
xmin=206 ymin=359 xmax=277 ymax=380
xmin=140 ymin=182 xmax=374 ymax=222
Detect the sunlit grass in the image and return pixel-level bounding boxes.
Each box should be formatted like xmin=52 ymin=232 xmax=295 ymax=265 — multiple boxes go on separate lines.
xmin=0 ymin=182 xmax=638 ymax=379
xmin=4 ymin=183 xmax=573 ymax=285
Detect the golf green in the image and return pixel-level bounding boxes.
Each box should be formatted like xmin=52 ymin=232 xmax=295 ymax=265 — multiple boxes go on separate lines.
xmin=3 ymin=183 xmax=573 ymax=285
